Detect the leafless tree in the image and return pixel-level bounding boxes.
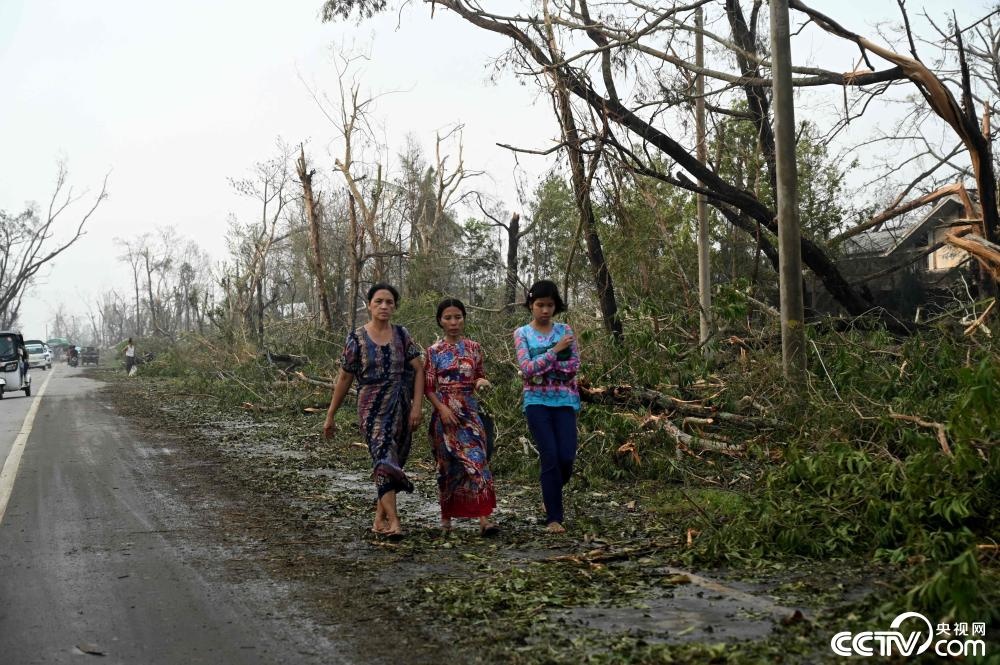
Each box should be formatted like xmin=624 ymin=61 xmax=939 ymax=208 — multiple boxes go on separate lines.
xmin=0 ymin=163 xmax=108 ymax=328
xmin=317 ymin=0 xmax=1000 ymax=324
xmin=226 ymin=147 xmax=296 ymax=344
xmin=296 ymin=145 xmax=335 ymax=330
xmin=475 ymin=193 xmax=537 ymax=310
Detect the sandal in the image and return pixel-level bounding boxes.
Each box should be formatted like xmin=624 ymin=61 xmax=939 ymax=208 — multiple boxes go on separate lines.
xmin=479 ymin=524 xmax=500 ymax=538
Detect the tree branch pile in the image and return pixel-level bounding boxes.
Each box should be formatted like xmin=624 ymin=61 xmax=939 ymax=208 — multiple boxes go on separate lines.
xmin=579 ymin=383 xmax=781 ymax=456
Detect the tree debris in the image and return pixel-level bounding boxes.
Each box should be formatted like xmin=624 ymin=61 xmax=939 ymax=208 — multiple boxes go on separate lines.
xmin=890 ymin=412 xmax=953 ymax=456
xmin=963 ymin=299 xmax=996 ymax=337
xmin=580 ymin=384 xmax=779 ymax=429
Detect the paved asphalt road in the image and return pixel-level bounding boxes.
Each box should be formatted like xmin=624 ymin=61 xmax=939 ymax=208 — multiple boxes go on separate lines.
xmin=0 ymin=366 xmax=344 ymax=665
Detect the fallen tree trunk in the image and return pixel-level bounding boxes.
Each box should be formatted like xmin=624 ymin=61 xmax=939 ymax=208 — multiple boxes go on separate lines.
xmin=835 ymin=183 xmax=970 ymax=242
xmin=291 ymin=370 xmax=336 ymax=390
xmin=579 ymin=384 xmax=780 ymax=429
xmin=652 ymin=416 xmax=742 ymax=453
xmin=945 ymin=233 xmax=1000 ymax=281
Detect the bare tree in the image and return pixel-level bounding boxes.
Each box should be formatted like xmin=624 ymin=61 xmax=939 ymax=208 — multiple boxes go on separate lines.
xmin=788 ymin=0 xmax=999 ymax=291
xmin=296 ymin=145 xmax=335 ymax=330
xmin=116 ymin=235 xmax=148 ymax=336
xmin=311 ymin=50 xmax=407 ymax=322
xmin=0 ymin=163 xmax=108 ymax=328
xmin=228 ymin=149 xmax=295 ymax=344
xmin=475 ymin=194 xmax=537 ymax=310
xmin=315 ymin=1 xmax=1000 ymax=328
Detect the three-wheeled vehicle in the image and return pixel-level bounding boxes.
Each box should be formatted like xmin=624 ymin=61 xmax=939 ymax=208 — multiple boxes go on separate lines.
xmin=0 ymin=330 xmax=32 ymax=399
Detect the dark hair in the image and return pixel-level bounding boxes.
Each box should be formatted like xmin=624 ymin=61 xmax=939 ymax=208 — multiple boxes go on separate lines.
xmin=366 ymin=283 xmax=400 ymax=305
xmin=524 ymin=279 xmax=566 ymax=313
xmin=435 ymin=298 xmax=467 ymax=327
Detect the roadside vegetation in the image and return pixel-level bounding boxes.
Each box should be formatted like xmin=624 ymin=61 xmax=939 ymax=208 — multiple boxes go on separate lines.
xmin=114 ymin=289 xmax=998 ymax=663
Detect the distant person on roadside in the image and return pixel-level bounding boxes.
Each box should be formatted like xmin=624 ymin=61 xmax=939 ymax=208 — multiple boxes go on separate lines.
xmin=124 ymin=338 xmax=136 ymax=374
xmin=19 ymin=341 xmax=29 ymax=382
xmin=513 ymin=280 xmax=580 ymax=534
xmin=323 ymin=284 xmax=424 ymax=539
xmin=424 ymin=298 xmax=498 ymax=537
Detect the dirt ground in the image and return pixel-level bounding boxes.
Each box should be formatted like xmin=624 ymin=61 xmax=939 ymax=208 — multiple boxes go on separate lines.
xmin=101 ymin=371 xmax=879 ymax=665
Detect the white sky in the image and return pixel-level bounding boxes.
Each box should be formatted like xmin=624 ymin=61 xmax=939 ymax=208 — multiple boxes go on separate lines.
xmin=0 ymin=0 xmax=993 ymax=337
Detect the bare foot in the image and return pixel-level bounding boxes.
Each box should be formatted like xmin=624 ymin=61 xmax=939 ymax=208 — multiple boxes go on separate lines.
xmin=383 ymin=517 xmax=404 ymax=539
xmin=545 ymin=522 xmax=566 ymax=534
xmin=440 ymin=518 xmax=453 ymax=532
xmin=372 ymin=505 xmax=390 ymax=533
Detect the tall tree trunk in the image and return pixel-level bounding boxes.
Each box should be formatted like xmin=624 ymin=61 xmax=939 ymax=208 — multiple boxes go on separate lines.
xmin=183 ymin=282 xmax=190 ymax=332
xmin=553 ymin=86 xmax=622 ymax=340
xmin=725 ymin=0 xmax=778 ymax=197
xmin=297 ymin=146 xmax=334 ymax=330
xmin=348 ymin=192 xmax=361 ymax=331
xmin=133 ymin=273 xmax=142 ymax=337
xmin=542 ymin=6 xmax=622 ymax=340
xmin=255 ymin=256 xmax=265 ymax=346
xmin=143 ymin=255 xmax=156 ymax=335
xmin=503 ymin=212 xmax=521 ymax=310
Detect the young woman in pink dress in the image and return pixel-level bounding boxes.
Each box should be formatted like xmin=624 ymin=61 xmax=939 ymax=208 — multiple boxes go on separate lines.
xmin=424 ymin=298 xmax=499 ymax=536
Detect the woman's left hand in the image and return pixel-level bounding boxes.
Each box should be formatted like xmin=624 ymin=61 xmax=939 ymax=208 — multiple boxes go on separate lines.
xmin=474 ymin=378 xmax=491 ymax=393
xmin=409 ymin=405 xmax=423 ymax=429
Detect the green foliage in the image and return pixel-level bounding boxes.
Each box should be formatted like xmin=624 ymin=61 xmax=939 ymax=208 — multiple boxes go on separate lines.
xmin=319 ymin=0 xmax=388 ymax=22
xmin=713 ymin=279 xmax=753 ymax=324
xmin=524 ymin=172 xmax=589 ymax=290
xmin=950 ymin=358 xmax=1000 ymax=445
xmin=600 ymin=167 xmax=697 ymax=310
xmin=692 ymin=328 xmax=999 ymax=620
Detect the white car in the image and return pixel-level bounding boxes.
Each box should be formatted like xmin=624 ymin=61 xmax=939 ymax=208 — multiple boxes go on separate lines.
xmin=24 ymin=341 xmax=52 ymax=370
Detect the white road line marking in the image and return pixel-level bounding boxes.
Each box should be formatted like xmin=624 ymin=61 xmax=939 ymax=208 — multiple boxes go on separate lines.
xmin=0 ymin=371 xmax=54 ymax=525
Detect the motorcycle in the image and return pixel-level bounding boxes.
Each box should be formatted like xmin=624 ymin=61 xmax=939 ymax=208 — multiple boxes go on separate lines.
xmin=0 ymin=330 xmax=32 ymax=399
xmin=68 ymin=354 xmax=79 ymax=368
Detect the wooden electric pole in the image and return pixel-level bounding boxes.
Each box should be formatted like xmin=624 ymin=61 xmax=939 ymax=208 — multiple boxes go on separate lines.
xmin=769 ymin=0 xmax=807 ymax=383
xmin=696 ymin=6 xmax=713 ymax=353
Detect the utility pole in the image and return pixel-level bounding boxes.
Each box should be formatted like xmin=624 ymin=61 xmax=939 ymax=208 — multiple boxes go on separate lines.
xmin=769 ymin=0 xmax=807 ymax=383
xmin=696 ymin=6 xmax=712 ymax=353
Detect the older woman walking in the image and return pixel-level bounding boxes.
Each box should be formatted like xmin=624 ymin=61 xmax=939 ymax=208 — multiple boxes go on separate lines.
xmin=323 ymin=283 xmax=424 ymax=538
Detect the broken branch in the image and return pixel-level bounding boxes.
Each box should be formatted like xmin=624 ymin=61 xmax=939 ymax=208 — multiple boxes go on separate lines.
xmin=890 ymin=412 xmax=953 ymax=456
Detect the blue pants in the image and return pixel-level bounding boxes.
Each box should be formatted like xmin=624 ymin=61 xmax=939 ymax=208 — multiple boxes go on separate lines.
xmin=525 ymin=405 xmax=578 ymax=524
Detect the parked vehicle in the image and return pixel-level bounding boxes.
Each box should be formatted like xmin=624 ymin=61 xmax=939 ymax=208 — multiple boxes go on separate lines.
xmin=0 ymin=330 xmax=31 ymax=399
xmin=24 ymin=340 xmax=52 ymax=370
xmin=81 ymin=346 xmax=100 ymax=366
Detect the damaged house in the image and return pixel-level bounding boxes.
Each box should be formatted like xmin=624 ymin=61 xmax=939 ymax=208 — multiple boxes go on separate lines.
xmin=810 ymin=189 xmax=985 ymax=318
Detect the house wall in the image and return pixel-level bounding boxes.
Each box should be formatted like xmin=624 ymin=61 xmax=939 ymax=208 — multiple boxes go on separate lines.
xmin=929 ymin=227 xmax=969 ymax=271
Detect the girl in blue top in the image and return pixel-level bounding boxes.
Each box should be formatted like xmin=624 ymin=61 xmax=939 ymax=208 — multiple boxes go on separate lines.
xmin=513 ymin=280 xmax=581 ymax=533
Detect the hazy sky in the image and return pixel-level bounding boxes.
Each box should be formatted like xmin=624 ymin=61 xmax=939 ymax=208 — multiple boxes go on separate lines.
xmin=0 ymin=0 xmax=992 ymax=338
